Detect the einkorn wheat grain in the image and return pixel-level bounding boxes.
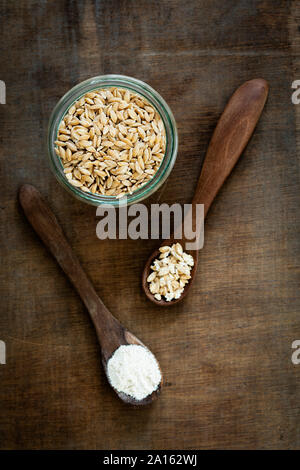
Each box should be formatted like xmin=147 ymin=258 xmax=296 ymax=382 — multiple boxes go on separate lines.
xmin=55 ymin=88 xmax=166 ymax=198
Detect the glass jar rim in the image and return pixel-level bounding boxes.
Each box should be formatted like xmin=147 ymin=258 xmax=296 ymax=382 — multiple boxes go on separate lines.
xmin=47 ymin=74 xmax=178 ymax=206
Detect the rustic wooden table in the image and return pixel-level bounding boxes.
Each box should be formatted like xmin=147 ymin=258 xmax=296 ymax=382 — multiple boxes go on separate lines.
xmin=0 ymin=0 xmax=299 ymax=450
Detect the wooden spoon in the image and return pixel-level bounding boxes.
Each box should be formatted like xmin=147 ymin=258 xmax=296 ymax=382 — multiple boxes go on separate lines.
xmin=19 ymin=184 xmax=162 ymax=405
xmin=142 ymin=78 xmax=269 ymax=306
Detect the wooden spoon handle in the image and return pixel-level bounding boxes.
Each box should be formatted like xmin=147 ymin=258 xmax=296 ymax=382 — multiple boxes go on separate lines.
xmin=18 ymin=184 xmax=119 ymax=346
xmin=193 ymin=78 xmax=269 ymax=217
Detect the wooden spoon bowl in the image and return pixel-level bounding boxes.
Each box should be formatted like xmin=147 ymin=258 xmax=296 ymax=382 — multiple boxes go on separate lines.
xmin=107 ymin=330 xmax=163 ymax=405
xmin=142 ymin=78 xmax=269 ymax=306
xmin=142 ymin=236 xmax=199 ymax=306
xmin=19 ymin=184 xmax=162 ymax=406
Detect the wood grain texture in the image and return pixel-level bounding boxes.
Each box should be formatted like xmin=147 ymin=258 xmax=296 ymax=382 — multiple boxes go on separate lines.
xmin=0 ymin=0 xmax=299 ymax=449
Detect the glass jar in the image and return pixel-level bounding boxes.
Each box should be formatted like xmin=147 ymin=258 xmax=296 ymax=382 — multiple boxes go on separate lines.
xmin=47 ymin=75 xmax=178 ymax=206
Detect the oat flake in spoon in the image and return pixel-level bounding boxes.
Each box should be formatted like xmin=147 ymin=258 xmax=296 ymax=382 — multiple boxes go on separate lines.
xmin=147 ymin=243 xmax=194 ymax=302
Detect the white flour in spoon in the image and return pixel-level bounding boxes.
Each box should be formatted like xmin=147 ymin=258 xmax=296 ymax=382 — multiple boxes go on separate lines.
xmin=107 ymin=344 xmax=161 ymax=401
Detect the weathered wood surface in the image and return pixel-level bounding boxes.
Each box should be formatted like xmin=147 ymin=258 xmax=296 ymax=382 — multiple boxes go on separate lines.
xmin=0 ymin=0 xmax=299 ymax=449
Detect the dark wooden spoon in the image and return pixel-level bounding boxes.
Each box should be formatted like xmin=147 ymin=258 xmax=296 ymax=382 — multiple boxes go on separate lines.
xmin=142 ymin=78 xmax=269 ymax=306
xmin=19 ymin=184 xmax=162 ymax=405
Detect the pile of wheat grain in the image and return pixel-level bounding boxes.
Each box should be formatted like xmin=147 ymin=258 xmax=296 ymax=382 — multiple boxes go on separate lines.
xmin=54 ymin=87 xmax=166 ymax=198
